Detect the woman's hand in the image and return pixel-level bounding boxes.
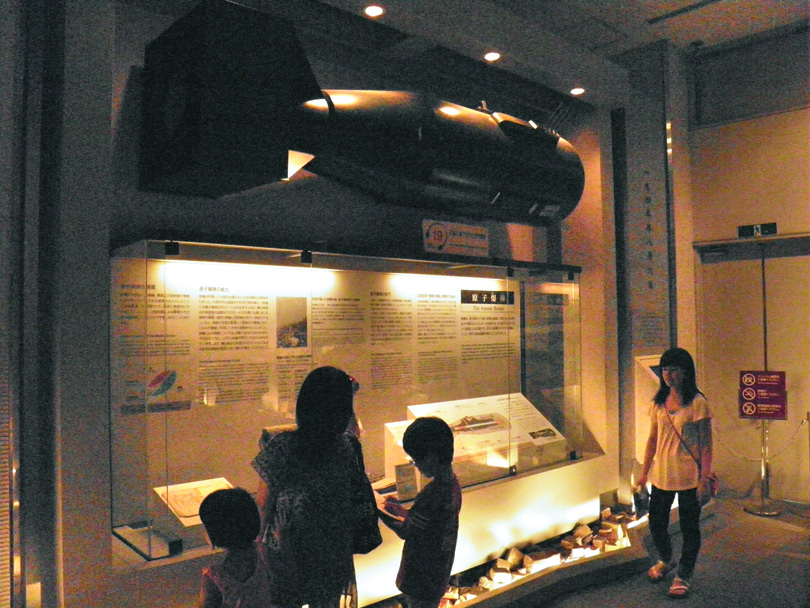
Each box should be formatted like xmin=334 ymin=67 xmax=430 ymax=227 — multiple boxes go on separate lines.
xmin=698 ymin=475 xmax=713 ymax=506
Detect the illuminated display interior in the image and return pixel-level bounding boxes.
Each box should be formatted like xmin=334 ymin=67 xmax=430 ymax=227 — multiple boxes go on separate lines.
xmin=109 ymin=240 xmax=583 ymax=574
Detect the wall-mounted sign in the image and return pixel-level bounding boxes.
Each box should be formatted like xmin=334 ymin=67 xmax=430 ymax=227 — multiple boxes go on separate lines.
xmin=739 ymin=370 xmax=787 ymax=420
xmin=423 ymin=220 xmax=489 ymax=257
xmin=737 ymin=223 xmax=777 ymax=238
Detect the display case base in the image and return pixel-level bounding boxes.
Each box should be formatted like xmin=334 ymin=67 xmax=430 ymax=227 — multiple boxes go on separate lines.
xmin=113 ymin=524 xmax=183 ymax=560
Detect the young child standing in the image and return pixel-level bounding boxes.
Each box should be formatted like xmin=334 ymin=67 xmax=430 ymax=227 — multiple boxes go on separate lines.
xmin=378 ymin=417 xmax=462 ymax=608
xmin=198 ymin=487 xmax=274 ymax=608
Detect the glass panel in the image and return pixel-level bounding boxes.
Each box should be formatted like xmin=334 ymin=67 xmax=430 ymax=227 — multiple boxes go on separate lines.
xmin=110 ymin=241 xmax=582 ymax=559
xmin=110 ymin=242 xmax=163 ymax=559
xmin=521 ymin=270 xmax=582 ymax=469
xmin=307 ymin=253 xmax=521 ymax=491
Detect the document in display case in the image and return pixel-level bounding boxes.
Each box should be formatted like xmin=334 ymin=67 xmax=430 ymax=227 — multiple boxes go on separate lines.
xmin=154 ymin=477 xmax=232 ymax=526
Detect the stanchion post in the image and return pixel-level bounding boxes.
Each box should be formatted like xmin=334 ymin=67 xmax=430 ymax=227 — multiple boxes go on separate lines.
xmin=763 ymin=420 xmax=770 ymax=501
xmin=743 ymin=251 xmax=782 ymax=516
xmin=745 ymin=419 xmax=782 ymax=517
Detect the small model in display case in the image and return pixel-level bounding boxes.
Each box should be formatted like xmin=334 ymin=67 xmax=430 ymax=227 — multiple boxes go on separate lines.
xmin=449 ymin=413 xmax=509 ymax=434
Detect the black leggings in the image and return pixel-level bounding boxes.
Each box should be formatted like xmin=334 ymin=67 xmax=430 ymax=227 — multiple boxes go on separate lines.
xmin=648 ymin=485 xmax=702 ymax=579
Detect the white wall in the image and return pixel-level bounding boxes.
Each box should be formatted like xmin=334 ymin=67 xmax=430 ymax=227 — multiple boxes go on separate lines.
xmin=696 ymin=256 xmax=810 ymax=503
xmin=668 ymin=45 xmax=698 ymax=355
xmin=55 ymin=1 xmax=115 ymax=606
xmin=691 ymin=108 xmax=810 ymax=242
xmin=563 ymin=111 xmax=620 ymax=468
xmin=692 ymin=108 xmax=810 ymax=503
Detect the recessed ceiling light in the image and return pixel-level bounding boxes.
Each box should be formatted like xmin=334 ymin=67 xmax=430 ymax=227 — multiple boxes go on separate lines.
xmin=484 ymin=51 xmax=502 ymax=63
xmin=364 ymin=5 xmax=385 ymax=18
xmin=570 ymin=87 xmax=586 ymax=96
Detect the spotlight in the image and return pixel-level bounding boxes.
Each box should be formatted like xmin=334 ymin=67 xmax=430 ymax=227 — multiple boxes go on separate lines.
xmin=364 ymin=5 xmax=385 ymax=18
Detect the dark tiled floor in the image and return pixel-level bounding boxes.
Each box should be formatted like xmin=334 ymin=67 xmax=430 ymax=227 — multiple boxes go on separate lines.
xmin=538 ymin=498 xmax=810 ymax=608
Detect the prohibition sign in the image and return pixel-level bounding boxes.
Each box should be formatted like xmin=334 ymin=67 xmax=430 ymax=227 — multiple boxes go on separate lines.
xmin=738 ymin=370 xmax=787 ymax=420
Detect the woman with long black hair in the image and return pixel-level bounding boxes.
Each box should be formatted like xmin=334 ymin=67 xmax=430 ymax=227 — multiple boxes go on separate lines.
xmin=252 ymin=366 xmax=375 ymax=608
xmin=637 ymin=347 xmax=713 ymax=599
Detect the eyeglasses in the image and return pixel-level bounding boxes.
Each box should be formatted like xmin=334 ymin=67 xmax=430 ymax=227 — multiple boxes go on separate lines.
xmin=349 ymin=374 xmax=360 ymax=395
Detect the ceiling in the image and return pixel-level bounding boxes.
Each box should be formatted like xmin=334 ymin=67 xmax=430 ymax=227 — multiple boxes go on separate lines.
xmin=310 ymin=0 xmax=808 ymax=105
xmin=488 ymin=0 xmax=809 ymax=58
xmin=124 ymin=0 xmax=808 ymax=109
xmin=127 ymin=0 xmax=809 ymax=57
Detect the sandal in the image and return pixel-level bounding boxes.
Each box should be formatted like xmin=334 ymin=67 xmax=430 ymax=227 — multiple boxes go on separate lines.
xmin=647 ymin=560 xmax=676 ymax=582
xmin=668 ymin=576 xmax=691 ymax=598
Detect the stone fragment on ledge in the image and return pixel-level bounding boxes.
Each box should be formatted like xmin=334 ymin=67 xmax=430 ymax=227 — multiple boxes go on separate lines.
xmin=503 ymin=546 xmax=524 ymax=568
xmin=373 ymin=507 xmax=644 ymax=608
xmin=573 ymin=523 xmax=593 ymax=539
xmin=488 ymin=558 xmax=513 ymax=585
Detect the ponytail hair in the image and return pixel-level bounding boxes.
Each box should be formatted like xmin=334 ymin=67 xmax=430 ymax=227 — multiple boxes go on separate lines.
xmin=295 ymin=366 xmax=354 ymax=446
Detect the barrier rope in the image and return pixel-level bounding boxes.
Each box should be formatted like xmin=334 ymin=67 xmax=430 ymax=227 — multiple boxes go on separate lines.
xmin=713 ymin=418 xmax=807 ymax=463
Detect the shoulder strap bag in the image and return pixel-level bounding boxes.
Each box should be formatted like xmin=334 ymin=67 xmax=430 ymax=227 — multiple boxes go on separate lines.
xmin=348 ymin=434 xmax=383 ymax=554
xmin=665 ymin=409 xmax=719 ymax=505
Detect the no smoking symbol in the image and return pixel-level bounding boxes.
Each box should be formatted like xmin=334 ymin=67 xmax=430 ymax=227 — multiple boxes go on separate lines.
xmin=742 ymin=402 xmax=757 ymax=415
xmin=742 ymin=387 xmax=756 ymax=400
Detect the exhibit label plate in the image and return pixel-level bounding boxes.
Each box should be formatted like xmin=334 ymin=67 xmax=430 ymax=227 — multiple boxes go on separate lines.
xmin=423 ymin=220 xmax=489 ymax=256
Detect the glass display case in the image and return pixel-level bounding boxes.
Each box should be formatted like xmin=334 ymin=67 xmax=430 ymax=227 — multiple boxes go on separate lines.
xmin=110 ymin=240 xmax=582 ymax=559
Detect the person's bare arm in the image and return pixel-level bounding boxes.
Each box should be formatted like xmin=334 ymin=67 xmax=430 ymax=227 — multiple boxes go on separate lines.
xmin=697 ymin=417 xmax=713 ymax=475
xmin=256 ymin=481 xmax=272 ymax=532
xmin=637 ymin=420 xmax=658 ymax=488
xmin=199 ymin=573 xmax=223 ymax=608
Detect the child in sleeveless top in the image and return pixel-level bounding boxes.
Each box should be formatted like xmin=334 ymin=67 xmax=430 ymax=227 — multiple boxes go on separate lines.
xmin=199 ymin=487 xmax=275 ymax=608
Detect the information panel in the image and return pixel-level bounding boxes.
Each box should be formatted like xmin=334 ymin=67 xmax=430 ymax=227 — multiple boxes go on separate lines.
xmin=739 ymin=371 xmax=787 ymax=420
xmin=110 ymin=255 xmax=524 ymax=524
